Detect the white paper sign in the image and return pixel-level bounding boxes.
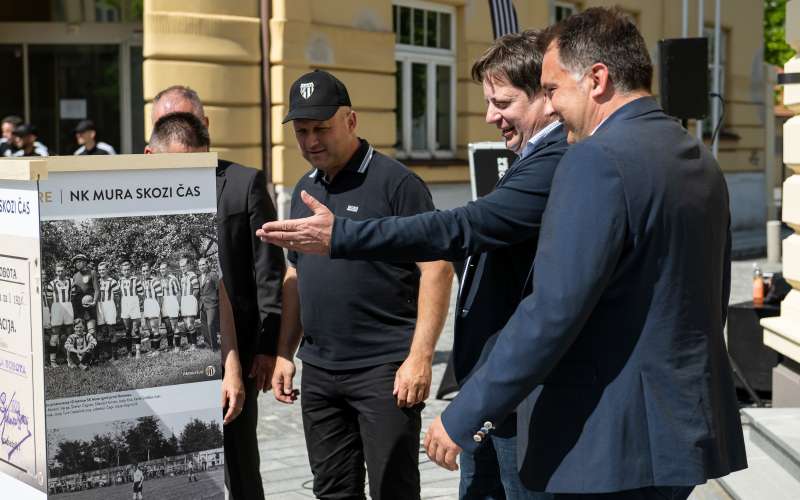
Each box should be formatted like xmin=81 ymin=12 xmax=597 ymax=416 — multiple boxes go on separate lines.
xmin=59 ymin=99 xmax=87 ymax=120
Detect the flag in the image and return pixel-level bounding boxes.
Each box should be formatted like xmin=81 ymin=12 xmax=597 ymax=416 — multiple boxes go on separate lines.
xmin=489 ymin=0 xmax=519 ymax=39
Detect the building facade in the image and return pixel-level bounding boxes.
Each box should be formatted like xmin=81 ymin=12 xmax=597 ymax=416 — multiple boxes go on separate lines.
xmin=1 ymin=0 xmax=770 ymax=248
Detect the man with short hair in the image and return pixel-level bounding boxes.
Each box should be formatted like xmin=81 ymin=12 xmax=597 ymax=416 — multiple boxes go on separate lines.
xmin=157 ymin=262 xmax=181 ymax=352
xmin=46 ymin=262 xmax=75 ymax=367
xmin=64 ymin=319 xmax=97 ymax=370
xmin=151 ymin=88 xmax=285 ymax=500
xmin=258 ymin=33 xmax=565 ymax=499
xmin=12 ymin=124 xmax=48 ymax=157
xmin=71 ymin=254 xmax=99 ymax=340
xmin=178 ymin=256 xmax=200 ymax=350
xmin=118 ymin=261 xmax=144 ymax=358
xmin=144 ymin=111 xmax=210 ymax=153
xmin=96 ymin=261 xmax=121 ymax=362
xmin=0 ymin=115 xmax=22 ymax=156
xmin=140 ymin=263 xmax=162 ymax=354
xmin=198 ymin=257 xmax=220 ymax=351
xmin=418 ymin=8 xmax=746 ymax=499
xmin=270 ymin=70 xmax=453 ymax=500
xmin=73 ymin=119 xmax=116 ymax=155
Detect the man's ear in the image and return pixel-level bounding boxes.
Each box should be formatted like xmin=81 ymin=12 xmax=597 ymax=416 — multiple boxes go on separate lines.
xmin=347 ymin=110 xmax=358 ymax=132
xmin=588 ymin=62 xmax=611 ymax=98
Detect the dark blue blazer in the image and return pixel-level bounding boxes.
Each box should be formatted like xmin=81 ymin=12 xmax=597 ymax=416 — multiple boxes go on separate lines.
xmin=330 ymin=126 xmax=568 ymax=407
xmin=442 ymin=97 xmax=747 ymax=493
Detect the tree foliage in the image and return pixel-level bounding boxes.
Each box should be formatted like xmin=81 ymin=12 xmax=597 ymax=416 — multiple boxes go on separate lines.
xmin=765 ymin=0 xmax=797 ymax=67
xmin=178 ymin=418 xmax=224 ymax=453
xmin=41 ymin=213 xmax=217 ymax=279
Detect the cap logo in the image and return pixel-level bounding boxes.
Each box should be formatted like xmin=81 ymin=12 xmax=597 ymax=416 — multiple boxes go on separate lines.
xmin=300 ymin=82 xmax=315 ymax=99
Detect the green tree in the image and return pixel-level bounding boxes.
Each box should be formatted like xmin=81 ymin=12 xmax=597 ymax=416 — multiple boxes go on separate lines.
xmin=178 ymin=419 xmax=223 ymax=453
xmin=125 ymin=416 xmax=170 ymax=462
xmin=54 ymin=439 xmax=95 ymax=475
xmin=765 ymin=0 xmax=797 ymax=67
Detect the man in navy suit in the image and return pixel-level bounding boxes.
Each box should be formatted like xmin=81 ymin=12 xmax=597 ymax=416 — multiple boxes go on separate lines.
xmin=420 ymin=8 xmax=746 ymax=499
xmin=259 ymin=31 xmax=566 ymax=499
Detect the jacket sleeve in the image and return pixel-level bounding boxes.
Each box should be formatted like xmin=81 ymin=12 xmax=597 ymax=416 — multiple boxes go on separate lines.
xmin=439 ymin=143 xmax=629 ymax=452
xmin=248 ymin=169 xmax=286 ymax=355
xmin=330 ymin=147 xmax=565 ymax=262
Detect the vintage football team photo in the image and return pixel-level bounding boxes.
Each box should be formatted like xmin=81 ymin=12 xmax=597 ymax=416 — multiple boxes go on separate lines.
xmin=40 ymin=213 xmax=222 ymax=400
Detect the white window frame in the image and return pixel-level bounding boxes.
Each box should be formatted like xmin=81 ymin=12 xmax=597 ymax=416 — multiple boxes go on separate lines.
xmin=394 ymin=0 xmax=456 ymax=159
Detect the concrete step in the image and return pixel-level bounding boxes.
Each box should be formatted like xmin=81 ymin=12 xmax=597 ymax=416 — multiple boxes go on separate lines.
xmin=717 ymin=409 xmax=800 ymax=500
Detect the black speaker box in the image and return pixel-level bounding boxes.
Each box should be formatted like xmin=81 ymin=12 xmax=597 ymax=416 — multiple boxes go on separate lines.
xmin=658 ymin=37 xmax=709 ymax=120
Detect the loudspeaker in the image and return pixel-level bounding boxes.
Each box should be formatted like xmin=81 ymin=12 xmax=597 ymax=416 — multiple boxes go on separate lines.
xmin=658 ymin=38 xmax=709 ymax=120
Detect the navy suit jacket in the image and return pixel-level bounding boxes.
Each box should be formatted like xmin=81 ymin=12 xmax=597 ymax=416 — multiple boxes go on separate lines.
xmin=442 ymin=97 xmax=746 ymax=493
xmin=330 ymin=126 xmax=568 ymax=418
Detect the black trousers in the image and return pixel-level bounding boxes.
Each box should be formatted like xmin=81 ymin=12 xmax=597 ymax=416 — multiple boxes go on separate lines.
xmin=224 ymin=376 xmax=264 ymax=500
xmin=301 ymin=361 xmax=422 ymax=500
xmin=554 ymin=486 xmax=694 ymax=500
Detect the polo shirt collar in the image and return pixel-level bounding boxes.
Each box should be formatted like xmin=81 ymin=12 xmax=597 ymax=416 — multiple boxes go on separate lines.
xmin=310 ymin=138 xmax=375 ymax=184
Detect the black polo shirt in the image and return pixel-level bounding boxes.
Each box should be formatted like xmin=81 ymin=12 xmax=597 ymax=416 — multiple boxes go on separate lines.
xmin=288 ymin=139 xmax=435 ymax=370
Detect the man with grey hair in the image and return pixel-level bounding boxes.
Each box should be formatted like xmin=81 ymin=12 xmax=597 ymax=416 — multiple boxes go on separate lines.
xmin=151 ymin=86 xmax=285 ymax=500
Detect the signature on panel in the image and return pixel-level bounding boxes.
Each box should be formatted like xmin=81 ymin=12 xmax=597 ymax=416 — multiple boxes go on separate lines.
xmin=0 ymin=391 xmax=32 ymax=462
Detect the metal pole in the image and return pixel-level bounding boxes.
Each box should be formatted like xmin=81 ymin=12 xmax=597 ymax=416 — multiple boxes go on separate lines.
xmin=711 ymin=0 xmax=721 ymax=158
xmin=765 ymin=64 xmax=778 ymax=222
xmin=696 ymin=0 xmax=705 ymax=142
xmin=682 ymin=0 xmax=689 ymax=38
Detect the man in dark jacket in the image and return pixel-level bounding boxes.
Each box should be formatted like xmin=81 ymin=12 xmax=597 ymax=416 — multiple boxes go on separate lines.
xmin=151 ymin=88 xmax=285 ymax=500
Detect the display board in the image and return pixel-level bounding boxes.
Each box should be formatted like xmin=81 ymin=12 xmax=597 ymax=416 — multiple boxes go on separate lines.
xmin=0 ymin=155 xmax=225 ymax=499
xmin=468 ymin=142 xmax=518 ymax=200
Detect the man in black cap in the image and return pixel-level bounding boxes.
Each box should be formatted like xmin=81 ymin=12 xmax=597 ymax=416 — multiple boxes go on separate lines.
xmin=12 ymin=124 xmax=48 ymax=157
xmin=74 ymin=119 xmax=116 ymax=155
xmin=270 ymin=70 xmax=453 ymax=500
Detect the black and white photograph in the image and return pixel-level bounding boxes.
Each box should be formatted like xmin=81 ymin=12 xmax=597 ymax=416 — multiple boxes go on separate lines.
xmin=40 ymin=214 xmax=222 ymax=400
xmin=46 ymin=409 xmax=224 ymax=499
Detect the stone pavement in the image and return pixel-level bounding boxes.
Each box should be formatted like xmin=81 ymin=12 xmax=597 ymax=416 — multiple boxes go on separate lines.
xmin=256 ymin=257 xmax=774 ymax=499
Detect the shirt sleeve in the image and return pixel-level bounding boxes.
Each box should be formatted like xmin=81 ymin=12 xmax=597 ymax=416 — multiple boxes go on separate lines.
xmin=390 ymin=173 xmax=435 ymax=217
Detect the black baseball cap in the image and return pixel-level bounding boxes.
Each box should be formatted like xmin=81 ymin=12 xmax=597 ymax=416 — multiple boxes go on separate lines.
xmin=73 ymin=119 xmax=96 ymax=133
xmin=13 ymin=123 xmax=37 ymax=137
xmin=282 ymin=70 xmax=352 ymax=123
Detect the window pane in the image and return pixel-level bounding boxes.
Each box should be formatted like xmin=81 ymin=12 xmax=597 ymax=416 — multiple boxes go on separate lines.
xmin=413 ymin=9 xmax=425 ymax=46
xmin=439 ymin=13 xmax=452 ymax=49
xmin=395 ymin=61 xmax=404 ymax=150
xmin=426 ymin=11 xmax=438 ymax=48
xmin=0 ymin=46 xmax=24 ymax=121
xmin=130 ymin=45 xmax=145 ymax=154
xmin=436 ymin=65 xmax=452 ymax=150
xmin=29 ymin=45 xmax=120 ymax=155
xmin=411 ymin=63 xmax=427 ymax=150
xmin=399 ymin=6 xmax=411 ymax=44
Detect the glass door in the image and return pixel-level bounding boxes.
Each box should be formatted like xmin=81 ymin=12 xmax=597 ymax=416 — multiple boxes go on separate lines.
xmin=28 ymin=44 xmax=121 ymax=155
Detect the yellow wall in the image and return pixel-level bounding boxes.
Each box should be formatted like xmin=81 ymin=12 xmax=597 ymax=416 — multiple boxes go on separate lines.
xmin=142 ymin=0 xmax=768 ymax=185
xmin=142 ymin=0 xmax=263 ymax=167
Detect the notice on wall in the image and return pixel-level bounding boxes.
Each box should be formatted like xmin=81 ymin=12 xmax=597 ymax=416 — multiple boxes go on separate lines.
xmin=0 ymin=183 xmax=46 ymax=498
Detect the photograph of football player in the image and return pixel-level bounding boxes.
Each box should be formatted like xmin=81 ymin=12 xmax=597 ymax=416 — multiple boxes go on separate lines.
xmin=178 ymin=257 xmax=200 ymax=351
xmin=71 ymin=253 xmax=99 ymax=338
xmin=140 ymin=263 xmax=163 ymax=355
xmin=118 ymin=261 xmax=144 ymax=358
xmin=46 ymin=262 xmax=75 ymax=367
xmin=158 ymin=262 xmax=181 ymax=352
xmin=96 ymin=261 xmax=121 ymax=362
xmin=197 ymin=257 xmax=220 ymax=351
xmin=132 ymin=463 xmax=144 ymax=500
xmin=64 ymin=318 xmax=97 ymax=370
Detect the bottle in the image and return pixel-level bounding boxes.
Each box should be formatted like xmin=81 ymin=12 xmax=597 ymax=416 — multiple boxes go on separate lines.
xmin=753 ymin=262 xmax=764 ymax=306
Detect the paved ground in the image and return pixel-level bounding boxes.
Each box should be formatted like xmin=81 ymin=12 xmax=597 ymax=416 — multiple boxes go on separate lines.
xmin=257 ymin=257 xmax=776 ymax=498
